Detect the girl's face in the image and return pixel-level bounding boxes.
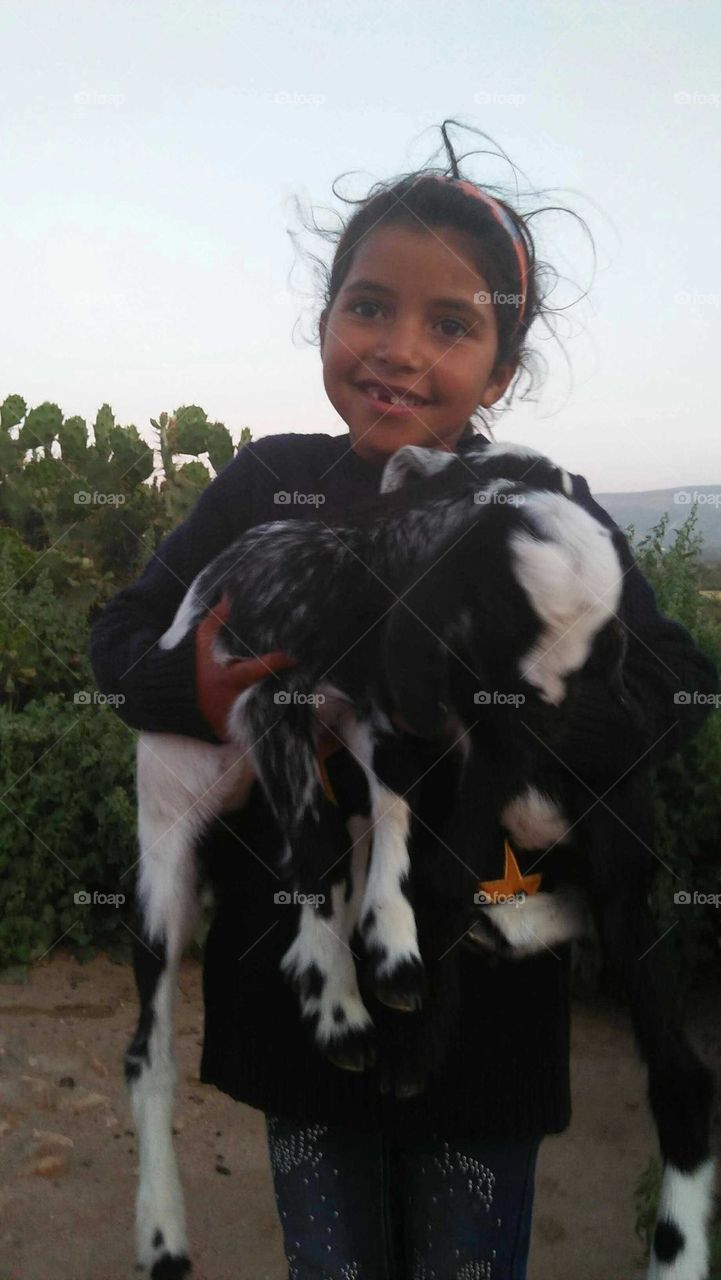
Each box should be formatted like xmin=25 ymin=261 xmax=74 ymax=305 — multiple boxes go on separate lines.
xmin=319 ymin=222 xmax=516 ymax=467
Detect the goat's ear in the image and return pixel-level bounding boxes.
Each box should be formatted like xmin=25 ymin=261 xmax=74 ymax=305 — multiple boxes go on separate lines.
xmin=380 ymin=445 xmax=457 ymax=494
xmin=382 ymin=602 xmax=451 ymax=738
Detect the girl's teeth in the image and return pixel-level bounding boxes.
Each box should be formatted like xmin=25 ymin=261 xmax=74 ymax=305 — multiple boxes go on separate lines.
xmin=367 ymin=385 xmax=422 ymax=406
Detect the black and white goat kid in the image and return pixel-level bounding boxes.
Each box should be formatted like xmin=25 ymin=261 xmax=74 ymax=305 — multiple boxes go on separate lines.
xmin=381 ymin=449 xmax=716 ymax=1280
xmin=125 ymin=440 xmax=713 ymax=1279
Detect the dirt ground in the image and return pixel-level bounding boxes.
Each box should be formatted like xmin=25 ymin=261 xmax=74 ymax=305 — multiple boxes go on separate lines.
xmin=0 ymin=951 xmax=715 ymax=1280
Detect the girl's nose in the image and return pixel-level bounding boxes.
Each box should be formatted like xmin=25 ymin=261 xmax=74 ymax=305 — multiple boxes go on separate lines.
xmin=372 ymin=318 xmax=425 ymax=368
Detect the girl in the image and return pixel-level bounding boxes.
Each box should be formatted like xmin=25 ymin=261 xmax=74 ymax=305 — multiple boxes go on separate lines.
xmin=90 ymin=122 xmax=717 ymax=1279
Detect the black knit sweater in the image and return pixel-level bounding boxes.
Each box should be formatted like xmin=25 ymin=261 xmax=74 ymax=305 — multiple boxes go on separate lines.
xmin=89 ymin=431 xmax=718 ymax=1141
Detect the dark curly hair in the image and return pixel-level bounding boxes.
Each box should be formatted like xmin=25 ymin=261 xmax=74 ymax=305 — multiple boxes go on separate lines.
xmin=287 ymin=118 xmax=594 ymax=441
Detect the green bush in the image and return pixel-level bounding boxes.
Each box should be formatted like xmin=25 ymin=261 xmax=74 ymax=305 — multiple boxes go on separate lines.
xmin=0 ymin=693 xmax=136 ymax=965
xmin=0 ymin=395 xmax=249 ymax=971
xmin=632 ymin=509 xmax=721 ymax=984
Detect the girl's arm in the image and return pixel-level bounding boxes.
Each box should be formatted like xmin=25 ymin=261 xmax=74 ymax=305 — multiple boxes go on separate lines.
xmin=551 ymin=474 xmax=719 ymax=782
xmin=88 ymin=438 xmax=285 ymax=742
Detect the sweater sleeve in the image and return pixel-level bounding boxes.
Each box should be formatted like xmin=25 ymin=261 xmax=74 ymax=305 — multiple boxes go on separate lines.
xmin=551 ymin=473 xmax=719 ymax=782
xmin=88 ymin=437 xmax=286 ymax=743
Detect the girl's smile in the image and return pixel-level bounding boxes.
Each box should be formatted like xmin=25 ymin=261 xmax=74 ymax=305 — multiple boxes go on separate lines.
xmin=319 ymin=222 xmax=516 ymax=466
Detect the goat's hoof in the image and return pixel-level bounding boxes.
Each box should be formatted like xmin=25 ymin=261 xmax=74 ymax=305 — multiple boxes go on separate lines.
xmin=150 ymin=1254 xmax=192 ymax=1279
xmin=463 ymin=916 xmax=500 ymax=954
xmin=369 ymin=956 xmax=425 ymax=1013
xmin=323 ymin=1025 xmax=377 ymax=1073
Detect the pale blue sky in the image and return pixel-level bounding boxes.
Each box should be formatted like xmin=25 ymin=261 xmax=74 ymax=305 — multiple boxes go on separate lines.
xmin=1 ymin=0 xmax=719 ymax=490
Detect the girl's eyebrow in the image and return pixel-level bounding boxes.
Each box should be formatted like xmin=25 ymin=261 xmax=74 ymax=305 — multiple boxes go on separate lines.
xmin=343 ymin=278 xmax=482 ymax=320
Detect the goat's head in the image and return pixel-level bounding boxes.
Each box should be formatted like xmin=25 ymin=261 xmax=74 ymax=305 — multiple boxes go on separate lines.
xmin=380 ymin=442 xmax=629 ymax=742
xmin=379 ymin=439 xmax=574 ymax=502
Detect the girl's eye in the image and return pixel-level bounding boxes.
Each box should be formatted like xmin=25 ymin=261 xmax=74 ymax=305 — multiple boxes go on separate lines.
xmin=438 ymin=317 xmax=470 ymax=337
xmin=348 ymin=300 xmax=471 ymax=337
xmin=349 ymin=300 xmax=382 ymax=319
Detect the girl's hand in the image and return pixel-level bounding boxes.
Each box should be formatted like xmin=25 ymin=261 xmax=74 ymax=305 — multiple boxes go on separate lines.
xmin=194 ymin=594 xmax=341 ymax=761
xmin=195 ymin=593 xmax=297 ymax=742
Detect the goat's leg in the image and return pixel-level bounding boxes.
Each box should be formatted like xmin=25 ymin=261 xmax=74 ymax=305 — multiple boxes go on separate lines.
xmin=571 ymin=785 xmax=717 ymax=1280
xmin=281 ymin=813 xmax=375 ymax=1070
xmin=465 ymin=881 xmax=593 ymax=956
xmin=591 ymin=887 xmax=715 ymax=1280
xmin=243 ymin=685 xmax=376 ymax=1069
xmin=125 ymin=738 xmax=220 ymax=1278
xmin=342 ymin=720 xmax=426 ymax=1013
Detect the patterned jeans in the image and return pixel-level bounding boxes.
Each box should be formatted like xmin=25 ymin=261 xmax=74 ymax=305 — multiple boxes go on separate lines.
xmin=265 ymin=1113 xmax=542 ymax=1280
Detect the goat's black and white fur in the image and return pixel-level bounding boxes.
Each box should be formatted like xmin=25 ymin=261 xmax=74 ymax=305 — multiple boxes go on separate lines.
xmin=124 ymin=440 xmax=715 ymax=1279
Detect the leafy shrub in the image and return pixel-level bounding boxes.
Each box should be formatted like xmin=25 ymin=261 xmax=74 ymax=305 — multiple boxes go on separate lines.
xmin=0 ymin=694 xmax=136 ymax=965
xmin=0 ymin=395 xmax=248 ymax=971
xmin=632 ymin=509 xmax=721 ymax=984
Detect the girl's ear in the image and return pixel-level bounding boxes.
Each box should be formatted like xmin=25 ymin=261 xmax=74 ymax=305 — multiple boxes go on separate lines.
xmin=479 ymin=359 xmax=518 ymax=408
xmin=380 ymin=444 xmax=458 ymax=494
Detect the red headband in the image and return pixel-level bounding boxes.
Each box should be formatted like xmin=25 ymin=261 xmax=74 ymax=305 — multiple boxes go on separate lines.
xmin=410 ymin=174 xmax=529 ymax=333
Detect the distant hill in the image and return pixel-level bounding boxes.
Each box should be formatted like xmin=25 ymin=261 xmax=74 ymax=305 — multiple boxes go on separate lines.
xmin=594 ymin=486 xmax=721 ymax=563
